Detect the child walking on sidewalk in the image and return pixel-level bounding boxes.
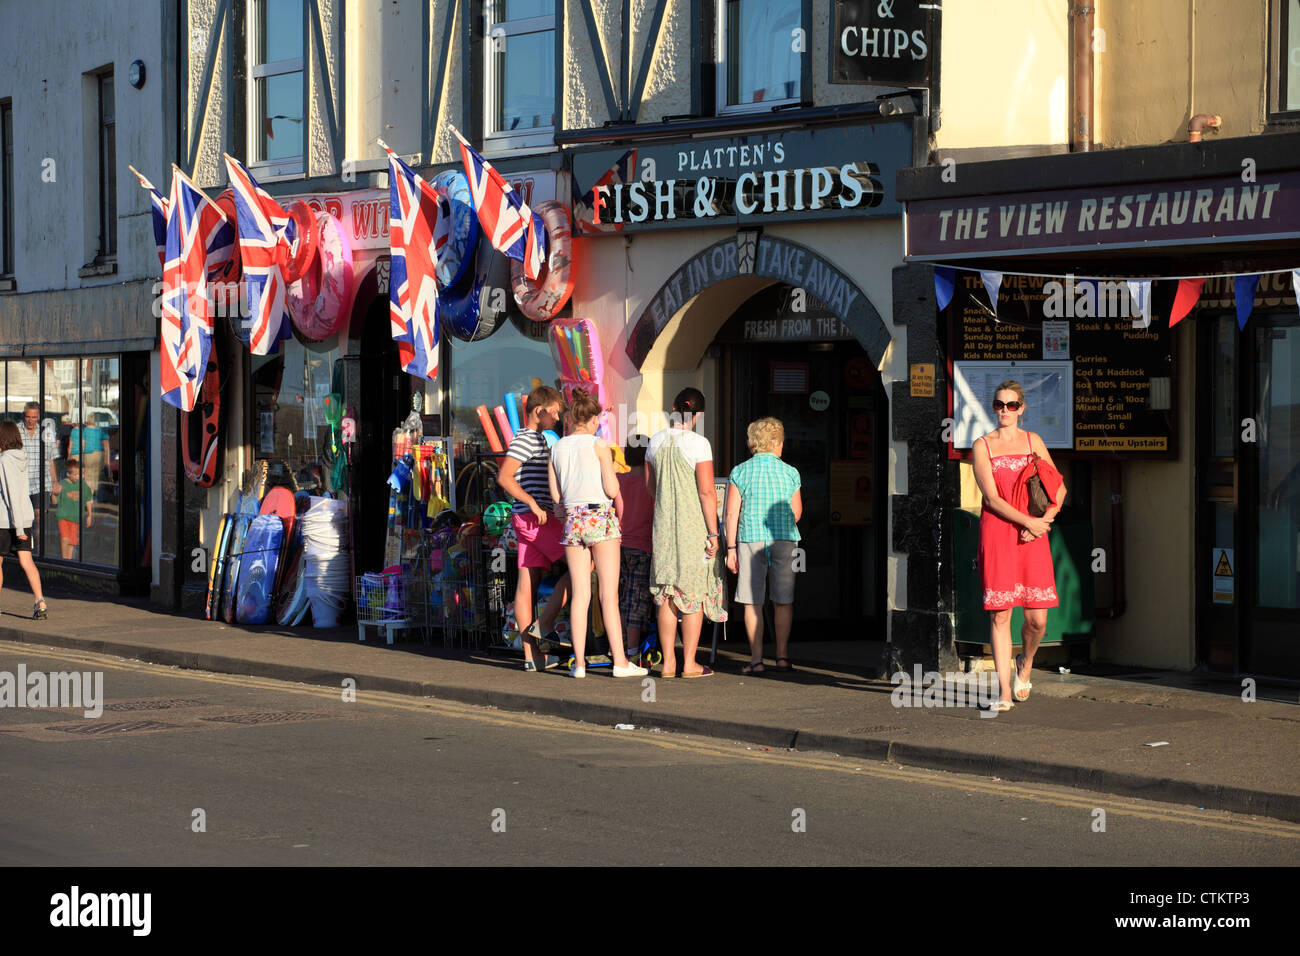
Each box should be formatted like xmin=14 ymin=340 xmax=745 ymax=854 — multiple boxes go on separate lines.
xmin=548 ymin=390 xmax=647 ymax=679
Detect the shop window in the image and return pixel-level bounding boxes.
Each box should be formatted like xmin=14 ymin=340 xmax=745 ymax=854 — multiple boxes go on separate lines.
xmin=74 ymin=357 xmax=120 ymax=567
xmin=249 ymin=0 xmax=305 ymax=176
xmin=41 ymin=359 xmax=79 ymax=561
xmin=1 ymin=100 xmax=13 ymax=277
xmin=1271 ymin=0 xmax=1300 ymax=118
xmin=448 ymin=314 xmax=552 ymax=472
xmin=251 ymin=338 xmax=345 ymax=494
xmin=716 ymin=0 xmax=802 ymax=114
xmin=484 ymin=0 xmax=556 ymax=152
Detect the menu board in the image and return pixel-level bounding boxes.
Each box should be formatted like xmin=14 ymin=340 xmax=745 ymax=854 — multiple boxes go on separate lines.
xmin=947 ymin=274 xmax=1175 ymax=457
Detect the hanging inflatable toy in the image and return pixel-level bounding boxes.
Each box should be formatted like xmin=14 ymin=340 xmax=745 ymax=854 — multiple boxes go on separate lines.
xmin=511 ymin=201 xmax=575 ymax=322
xmin=440 ymin=230 xmax=511 ymax=341
xmin=181 ymin=349 xmax=223 ymax=487
xmin=548 ymin=318 xmax=609 ymax=435
xmin=284 ymin=201 xmax=321 ymax=283
xmin=431 ymin=170 xmax=479 ymax=289
xmin=208 ymin=188 xmax=242 ymax=285
xmin=290 ymin=212 xmax=355 ymax=341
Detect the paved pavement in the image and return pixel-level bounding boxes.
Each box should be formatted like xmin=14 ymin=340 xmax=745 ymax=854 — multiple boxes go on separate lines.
xmin=1 ymin=592 xmax=1297 ymax=823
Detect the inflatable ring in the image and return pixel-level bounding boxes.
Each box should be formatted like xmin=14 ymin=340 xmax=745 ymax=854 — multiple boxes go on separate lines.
xmin=431 ymin=170 xmax=479 ymax=289
xmin=290 ymin=212 xmax=354 ymax=341
xmin=285 ymin=201 xmax=320 ymax=282
xmin=208 ymin=189 xmax=242 ymax=284
xmin=440 ymin=228 xmax=511 ymax=342
xmin=181 ymin=349 xmax=222 ymax=487
xmin=510 ymin=201 xmax=574 ymax=321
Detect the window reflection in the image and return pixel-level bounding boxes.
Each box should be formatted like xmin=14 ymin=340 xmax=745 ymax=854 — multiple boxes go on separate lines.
xmin=252 ymin=338 xmax=344 ymax=494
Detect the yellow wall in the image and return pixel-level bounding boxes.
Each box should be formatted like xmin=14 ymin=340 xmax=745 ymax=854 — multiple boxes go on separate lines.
xmin=1097 ymin=0 xmax=1268 ymax=148
xmin=935 ymin=0 xmax=1069 ymax=151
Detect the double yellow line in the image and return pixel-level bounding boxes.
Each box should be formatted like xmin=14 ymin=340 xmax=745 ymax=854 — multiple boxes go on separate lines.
xmin=5 ymin=639 xmax=1299 ymax=841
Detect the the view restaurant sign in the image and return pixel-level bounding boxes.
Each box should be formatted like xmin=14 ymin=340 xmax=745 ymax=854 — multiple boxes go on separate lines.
xmin=571 ymin=121 xmax=911 ymax=235
xmin=904 ymin=169 xmax=1300 ymax=258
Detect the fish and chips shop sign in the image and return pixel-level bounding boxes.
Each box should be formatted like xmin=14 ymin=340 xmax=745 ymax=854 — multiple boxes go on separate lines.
xmin=571 ymin=122 xmax=911 ymax=235
xmin=830 ymin=0 xmax=938 ymax=87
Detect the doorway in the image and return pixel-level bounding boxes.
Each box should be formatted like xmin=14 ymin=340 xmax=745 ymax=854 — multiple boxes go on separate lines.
xmin=1197 ymin=308 xmax=1300 ymax=677
xmin=355 ymin=294 xmax=407 ymax=574
xmin=715 ymin=285 xmax=887 ymax=638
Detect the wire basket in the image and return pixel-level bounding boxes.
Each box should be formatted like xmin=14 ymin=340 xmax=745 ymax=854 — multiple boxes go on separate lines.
xmin=355 ymin=570 xmax=410 ymax=624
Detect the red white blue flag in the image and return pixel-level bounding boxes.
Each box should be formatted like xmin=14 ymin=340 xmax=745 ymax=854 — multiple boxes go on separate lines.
xmin=130 ymin=166 xmax=170 ymax=270
xmin=453 ymin=127 xmax=547 ymax=280
xmin=383 ymin=142 xmax=441 ymax=380
xmin=223 ymin=155 xmax=296 ymax=355
xmin=160 ymin=169 xmax=227 ymax=411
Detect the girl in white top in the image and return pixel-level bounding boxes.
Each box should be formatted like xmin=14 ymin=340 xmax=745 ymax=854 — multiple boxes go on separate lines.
xmin=548 ymin=389 xmax=647 ymax=679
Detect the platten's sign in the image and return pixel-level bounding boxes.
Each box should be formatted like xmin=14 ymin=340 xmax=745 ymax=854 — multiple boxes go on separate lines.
xmin=905 ymin=171 xmax=1300 ymax=259
xmin=572 ymin=122 xmax=910 ymax=235
xmin=831 ymin=0 xmax=938 ymax=87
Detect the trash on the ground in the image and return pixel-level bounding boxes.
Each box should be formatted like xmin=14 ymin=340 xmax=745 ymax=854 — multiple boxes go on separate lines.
xmin=613 ymin=723 xmax=634 ymax=731
xmin=1144 ymin=741 xmax=1170 ymax=747
xmin=1058 ymin=666 xmax=1071 ymax=674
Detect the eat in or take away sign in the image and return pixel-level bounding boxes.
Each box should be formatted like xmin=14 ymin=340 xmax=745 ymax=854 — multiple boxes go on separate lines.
xmin=831 ymin=0 xmax=938 ymax=87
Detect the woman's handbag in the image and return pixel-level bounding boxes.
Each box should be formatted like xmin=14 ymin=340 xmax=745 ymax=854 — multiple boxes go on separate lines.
xmin=1026 ymin=455 xmax=1051 ymax=517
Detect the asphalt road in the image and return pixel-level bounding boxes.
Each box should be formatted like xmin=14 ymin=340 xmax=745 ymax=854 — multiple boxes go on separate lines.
xmin=1 ymin=640 xmax=1297 ymax=867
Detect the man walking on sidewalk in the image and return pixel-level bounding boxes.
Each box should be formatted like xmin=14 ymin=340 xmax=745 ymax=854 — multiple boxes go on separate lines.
xmin=20 ymin=402 xmax=57 ymax=549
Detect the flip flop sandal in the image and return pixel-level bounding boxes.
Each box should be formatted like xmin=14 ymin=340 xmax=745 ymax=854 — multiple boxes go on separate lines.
xmin=771 ymin=659 xmax=794 ymax=672
xmin=681 ymin=666 xmax=714 ymax=679
xmin=1013 ymin=654 xmax=1033 ymax=702
xmin=741 ymin=662 xmax=766 ymax=675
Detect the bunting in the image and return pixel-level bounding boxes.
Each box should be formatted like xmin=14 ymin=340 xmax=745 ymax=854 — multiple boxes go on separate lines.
xmin=1169 ymin=278 xmax=1206 ymax=328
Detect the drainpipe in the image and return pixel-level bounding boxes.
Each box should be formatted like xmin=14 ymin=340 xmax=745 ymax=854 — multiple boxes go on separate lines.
xmin=1070 ymin=2 xmax=1094 ymax=152
xmin=1188 ymin=114 xmax=1222 ymax=142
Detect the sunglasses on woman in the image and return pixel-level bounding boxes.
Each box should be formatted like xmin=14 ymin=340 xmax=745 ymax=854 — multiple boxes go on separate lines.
xmin=992 ymin=400 xmax=1022 ymax=411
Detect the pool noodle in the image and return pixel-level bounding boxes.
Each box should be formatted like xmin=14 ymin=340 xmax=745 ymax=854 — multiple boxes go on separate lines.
xmin=476 ymin=405 xmax=504 ymax=453
xmin=516 ymin=392 xmax=527 ymax=425
xmin=493 ymin=406 xmax=515 ymax=445
xmin=504 ymin=393 xmax=521 ymax=433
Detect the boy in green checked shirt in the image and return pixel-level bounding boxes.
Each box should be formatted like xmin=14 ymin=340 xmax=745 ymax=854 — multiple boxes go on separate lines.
xmin=723 ymin=417 xmax=803 ymax=674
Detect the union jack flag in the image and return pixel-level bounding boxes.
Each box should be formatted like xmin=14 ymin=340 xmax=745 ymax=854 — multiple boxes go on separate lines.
xmin=131 ymin=166 xmax=235 ymax=280
xmin=160 ymin=169 xmax=227 ymax=411
xmin=384 ymin=144 xmax=441 ymax=380
xmin=454 ymin=129 xmax=547 ymax=280
xmin=223 ymin=155 xmax=296 ymax=355
xmin=572 ymin=148 xmax=636 ymax=234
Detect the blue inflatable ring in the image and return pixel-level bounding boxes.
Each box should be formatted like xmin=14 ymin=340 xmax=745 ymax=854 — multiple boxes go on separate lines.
xmin=439 ymin=229 xmax=512 ymax=342
xmin=431 ymin=170 xmax=479 ymax=290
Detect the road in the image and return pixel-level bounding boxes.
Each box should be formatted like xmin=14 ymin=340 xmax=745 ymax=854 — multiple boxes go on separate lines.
xmin=0 ymin=641 xmax=1297 ymax=866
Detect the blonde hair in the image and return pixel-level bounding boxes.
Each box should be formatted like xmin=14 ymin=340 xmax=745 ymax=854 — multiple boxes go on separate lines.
xmin=746 ymin=417 xmax=785 ymax=454
xmin=994 ymin=380 xmax=1026 ymax=404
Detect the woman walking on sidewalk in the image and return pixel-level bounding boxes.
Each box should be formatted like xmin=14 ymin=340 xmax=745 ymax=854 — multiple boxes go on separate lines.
xmin=646 ymin=388 xmax=727 ymax=678
xmin=0 ymin=421 xmax=49 ymax=619
xmin=972 ymin=381 xmax=1066 ymax=711
xmin=547 ymin=390 xmax=647 ymax=679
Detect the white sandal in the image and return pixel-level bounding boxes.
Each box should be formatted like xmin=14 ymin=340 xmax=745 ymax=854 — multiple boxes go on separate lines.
xmin=1013 ymin=654 xmax=1033 ymax=702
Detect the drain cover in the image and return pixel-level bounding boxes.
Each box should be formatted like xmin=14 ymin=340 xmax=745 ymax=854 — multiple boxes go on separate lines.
xmin=50 ymin=720 xmax=183 ymax=735
xmin=104 ymin=697 xmax=208 ymax=712
xmin=200 ymin=712 xmax=330 ymax=725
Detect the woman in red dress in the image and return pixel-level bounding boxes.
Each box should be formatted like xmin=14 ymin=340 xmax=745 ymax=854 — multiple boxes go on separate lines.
xmin=972 ymin=382 xmax=1067 ymax=711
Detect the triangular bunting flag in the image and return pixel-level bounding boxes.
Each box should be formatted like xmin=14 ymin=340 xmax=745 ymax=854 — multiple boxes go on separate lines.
xmin=1125 ymin=279 xmax=1152 ymax=329
xmin=980 ymin=271 xmax=1003 ymax=318
xmin=1234 ymin=274 xmax=1261 ymax=330
xmin=934 ymin=267 xmax=955 ymax=312
xmin=1169 ymin=277 xmax=1206 ymax=328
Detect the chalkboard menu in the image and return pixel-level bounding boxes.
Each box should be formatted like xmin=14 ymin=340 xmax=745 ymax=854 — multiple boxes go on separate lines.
xmin=947 ymin=274 xmax=1176 ymax=457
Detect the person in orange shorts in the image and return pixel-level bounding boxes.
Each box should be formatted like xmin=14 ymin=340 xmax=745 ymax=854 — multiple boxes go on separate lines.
xmin=52 ymin=458 xmax=93 ymax=560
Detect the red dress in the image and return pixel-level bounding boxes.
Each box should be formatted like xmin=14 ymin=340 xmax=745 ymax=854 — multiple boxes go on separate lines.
xmin=978 ymin=435 xmax=1059 ymax=610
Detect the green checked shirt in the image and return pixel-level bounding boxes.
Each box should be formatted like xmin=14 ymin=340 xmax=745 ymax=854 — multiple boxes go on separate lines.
xmin=728 ymin=453 xmax=801 ymax=544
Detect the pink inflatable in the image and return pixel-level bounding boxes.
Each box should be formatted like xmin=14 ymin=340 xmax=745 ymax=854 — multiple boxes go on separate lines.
xmin=289 ymin=212 xmax=356 ymax=341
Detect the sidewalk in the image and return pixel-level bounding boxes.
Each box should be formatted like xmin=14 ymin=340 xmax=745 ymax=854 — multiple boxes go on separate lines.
xmin=2 ymin=593 xmax=1298 ymax=823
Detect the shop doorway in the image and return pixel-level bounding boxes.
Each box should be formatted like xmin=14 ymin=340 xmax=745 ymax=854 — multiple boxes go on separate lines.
xmin=1197 ymin=308 xmax=1300 ymax=677
xmin=715 ymin=285 xmax=887 ymax=638
xmin=355 ymin=294 xmax=407 ymax=574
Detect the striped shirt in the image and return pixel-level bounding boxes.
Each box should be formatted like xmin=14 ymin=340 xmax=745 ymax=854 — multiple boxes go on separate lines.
xmin=729 ymin=453 xmax=801 ymax=543
xmin=505 ymin=427 xmax=554 ymax=514
xmin=21 ymin=424 xmax=54 ymax=496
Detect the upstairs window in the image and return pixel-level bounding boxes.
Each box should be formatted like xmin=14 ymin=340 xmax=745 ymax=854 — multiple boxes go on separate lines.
xmin=484 ymin=0 xmax=556 ymax=151
xmin=97 ymin=71 xmax=117 ymax=260
xmin=2 ymin=101 xmax=12 ymax=276
xmin=250 ymin=0 xmax=305 ymax=175
xmin=716 ymin=0 xmax=802 ymax=114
